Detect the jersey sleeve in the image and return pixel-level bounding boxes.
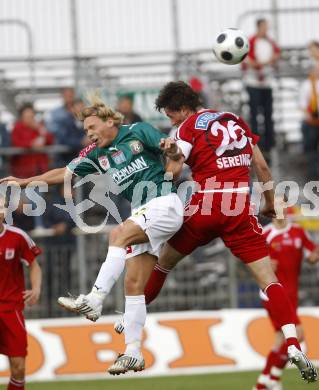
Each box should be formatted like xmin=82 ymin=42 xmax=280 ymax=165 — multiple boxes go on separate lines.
xmin=132 ymin=122 xmax=167 ymax=152
xmin=300 ymin=228 xmax=316 ymax=254
xmin=175 ymin=121 xmax=194 ymax=144
xmin=67 ymin=152 xmax=99 ymax=177
xmin=174 ymin=121 xmax=194 ymax=160
xmin=20 ymin=232 xmax=42 ymax=266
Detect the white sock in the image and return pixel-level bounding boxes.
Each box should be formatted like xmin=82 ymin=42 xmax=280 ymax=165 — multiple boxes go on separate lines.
xmin=91 ymin=246 xmax=126 ymax=296
xmin=124 ymin=295 xmax=146 ymax=359
xmin=281 ymin=324 xmax=297 ymax=340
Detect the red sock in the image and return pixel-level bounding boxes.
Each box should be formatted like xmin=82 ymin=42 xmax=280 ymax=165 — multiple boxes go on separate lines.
xmin=262 ymin=349 xmax=280 ymax=375
xmin=7 ymin=378 xmax=25 ymax=389
xmin=264 ymin=283 xmax=301 ymax=350
xmin=269 ymin=342 xmax=288 ymax=381
xmin=273 ymin=342 xmax=288 ymax=369
xmin=254 ymin=349 xmax=281 ymax=389
xmin=144 ymin=264 xmax=170 ymax=304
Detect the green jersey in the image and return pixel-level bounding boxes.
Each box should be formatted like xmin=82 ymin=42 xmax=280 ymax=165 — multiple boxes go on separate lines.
xmin=67 ymin=122 xmax=176 ymax=209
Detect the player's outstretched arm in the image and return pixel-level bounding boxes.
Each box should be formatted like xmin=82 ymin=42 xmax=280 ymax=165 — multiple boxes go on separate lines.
xmin=0 ymin=167 xmax=69 ymax=188
xmin=252 ymin=145 xmax=276 ymax=218
xmin=308 ymin=246 xmax=319 ymax=264
xmin=24 ymin=260 xmax=42 ymax=306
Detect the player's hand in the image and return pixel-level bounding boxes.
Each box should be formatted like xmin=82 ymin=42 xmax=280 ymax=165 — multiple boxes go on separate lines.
xmin=160 ymin=137 xmax=177 ymax=152
xmin=160 ymin=138 xmax=181 ymax=161
xmin=23 ymin=289 xmax=40 ymax=306
xmin=261 ymin=203 xmax=276 ymax=219
xmin=0 ymin=176 xmax=27 ymax=187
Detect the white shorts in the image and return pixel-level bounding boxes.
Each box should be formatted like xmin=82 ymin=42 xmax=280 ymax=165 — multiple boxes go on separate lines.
xmin=127 ymin=193 xmax=184 ymax=259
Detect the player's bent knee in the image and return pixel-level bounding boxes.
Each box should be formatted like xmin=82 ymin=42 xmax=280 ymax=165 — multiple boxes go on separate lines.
xmin=124 ymin=275 xmax=144 ymax=295
xmin=10 ymin=359 xmax=25 ymax=379
xmin=109 ymin=222 xmax=146 ymax=247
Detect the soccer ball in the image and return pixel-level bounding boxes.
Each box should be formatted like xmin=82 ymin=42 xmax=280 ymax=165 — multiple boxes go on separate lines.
xmin=212 ymin=28 xmax=250 ymax=65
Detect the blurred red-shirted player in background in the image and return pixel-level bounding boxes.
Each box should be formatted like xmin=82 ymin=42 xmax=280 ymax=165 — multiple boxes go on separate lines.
xmin=254 ymin=196 xmax=319 ymax=390
xmin=0 ymin=197 xmax=42 ymax=390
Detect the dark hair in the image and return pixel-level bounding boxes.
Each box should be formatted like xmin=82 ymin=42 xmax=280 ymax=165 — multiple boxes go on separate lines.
xmin=256 ymin=18 xmax=267 ymax=28
xmin=18 ymin=102 xmax=34 ymax=118
xmin=155 ymin=81 xmax=202 ymax=112
xmin=309 ymin=40 xmax=319 ymax=49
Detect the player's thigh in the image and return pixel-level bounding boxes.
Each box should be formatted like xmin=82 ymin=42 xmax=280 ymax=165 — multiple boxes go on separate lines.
xmin=0 ymin=311 xmax=27 ymax=357
xmin=110 ymin=219 xmax=149 ymax=247
xmin=222 ymin=211 xmax=269 ymax=266
xmin=126 ymin=194 xmax=184 ymax=253
xmin=158 ymin=242 xmax=185 ymax=270
xmin=246 ymin=256 xmax=278 ymax=290
xmin=168 ymin=209 xmax=217 ymax=256
xmin=125 ymin=252 xmax=157 ymax=293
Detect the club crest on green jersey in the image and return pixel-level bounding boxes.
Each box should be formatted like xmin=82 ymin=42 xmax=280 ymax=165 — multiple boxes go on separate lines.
xmin=129 ymin=140 xmax=144 ymax=154
xmin=98 ymin=155 xmax=110 ymax=171
xmin=111 ymin=150 xmax=126 ymax=164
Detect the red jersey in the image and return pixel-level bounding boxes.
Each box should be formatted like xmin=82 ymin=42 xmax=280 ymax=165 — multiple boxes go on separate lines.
xmin=175 ymin=110 xmax=259 ymax=189
xmin=0 ymin=225 xmax=41 ymax=311
xmin=263 ymin=223 xmax=316 ymax=306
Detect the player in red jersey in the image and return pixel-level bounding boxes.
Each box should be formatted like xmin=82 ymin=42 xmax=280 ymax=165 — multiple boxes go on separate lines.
xmin=0 ymin=197 xmax=42 ymax=390
xmin=253 ymin=196 xmax=319 ymax=390
xmin=133 ymin=81 xmax=316 ymax=383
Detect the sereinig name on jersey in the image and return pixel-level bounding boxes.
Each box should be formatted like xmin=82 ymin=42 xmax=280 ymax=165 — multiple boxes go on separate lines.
xmin=112 ymin=156 xmax=148 ymax=184
xmin=216 ymin=153 xmax=252 ymax=169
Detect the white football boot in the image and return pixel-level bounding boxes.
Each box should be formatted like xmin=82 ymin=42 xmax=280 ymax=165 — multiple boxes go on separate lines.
xmin=287 ymin=345 xmax=318 ymax=383
xmin=58 ymin=291 xmax=103 ymax=322
xmin=108 ymin=353 xmax=145 ymax=375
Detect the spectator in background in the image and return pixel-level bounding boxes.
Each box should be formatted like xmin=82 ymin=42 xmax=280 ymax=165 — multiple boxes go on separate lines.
xmin=299 ymin=41 xmax=319 ymax=181
xmin=11 ymin=103 xmax=54 ymax=178
xmin=44 ymin=184 xmax=75 ymax=240
xmin=0 ymin=120 xmax=10 ymax=148
xmin=242 ymin=18 xmax=280 ymax=164
xmin=47 ymin=87 xmax=88 ymax=167
xmin=117 ymin=94 xmax=143 ymax=124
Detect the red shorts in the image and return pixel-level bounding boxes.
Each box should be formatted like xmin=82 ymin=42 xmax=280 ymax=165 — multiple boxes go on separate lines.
xmin=169 ymin=191 xmax=268 ymax=263
xmin=0 ymin=310 xmax=27 ymax=357
xmin=263 ymin=299 xmax=301 ymax=331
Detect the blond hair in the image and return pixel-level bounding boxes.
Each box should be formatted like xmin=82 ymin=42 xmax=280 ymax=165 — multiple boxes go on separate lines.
xmin=78 ymin=91 xmax=124 ymax=126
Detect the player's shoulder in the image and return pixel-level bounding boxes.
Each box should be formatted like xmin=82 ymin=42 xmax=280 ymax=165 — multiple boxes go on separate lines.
xmin=4 ymin=225 xmax=34 ymax=245
xmin=128 ymin=121 xmax=160 ymax=133
xmin=290 ymin=223 xmax=306 ymax=234
xmin=185 ymin=109 xmax=241 ymax=130
xmin=78 ymin=143 xmax=97 ymax=158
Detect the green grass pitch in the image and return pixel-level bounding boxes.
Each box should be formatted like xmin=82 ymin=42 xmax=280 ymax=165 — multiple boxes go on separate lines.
xmin=1 ymin=369 xmax=312 ymax=389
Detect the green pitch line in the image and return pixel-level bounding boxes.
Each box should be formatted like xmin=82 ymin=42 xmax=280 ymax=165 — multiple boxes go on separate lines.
xmin=5 ymin=369 xmax=313 ymax=390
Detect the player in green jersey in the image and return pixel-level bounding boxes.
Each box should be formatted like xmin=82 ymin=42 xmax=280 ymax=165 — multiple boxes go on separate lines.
xmin=0 ymin=93 xmax=184 ymax=375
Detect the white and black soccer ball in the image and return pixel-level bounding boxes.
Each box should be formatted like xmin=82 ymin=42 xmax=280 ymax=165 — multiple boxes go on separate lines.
xmin=213 ymin=28 xmax=250 ymax=65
